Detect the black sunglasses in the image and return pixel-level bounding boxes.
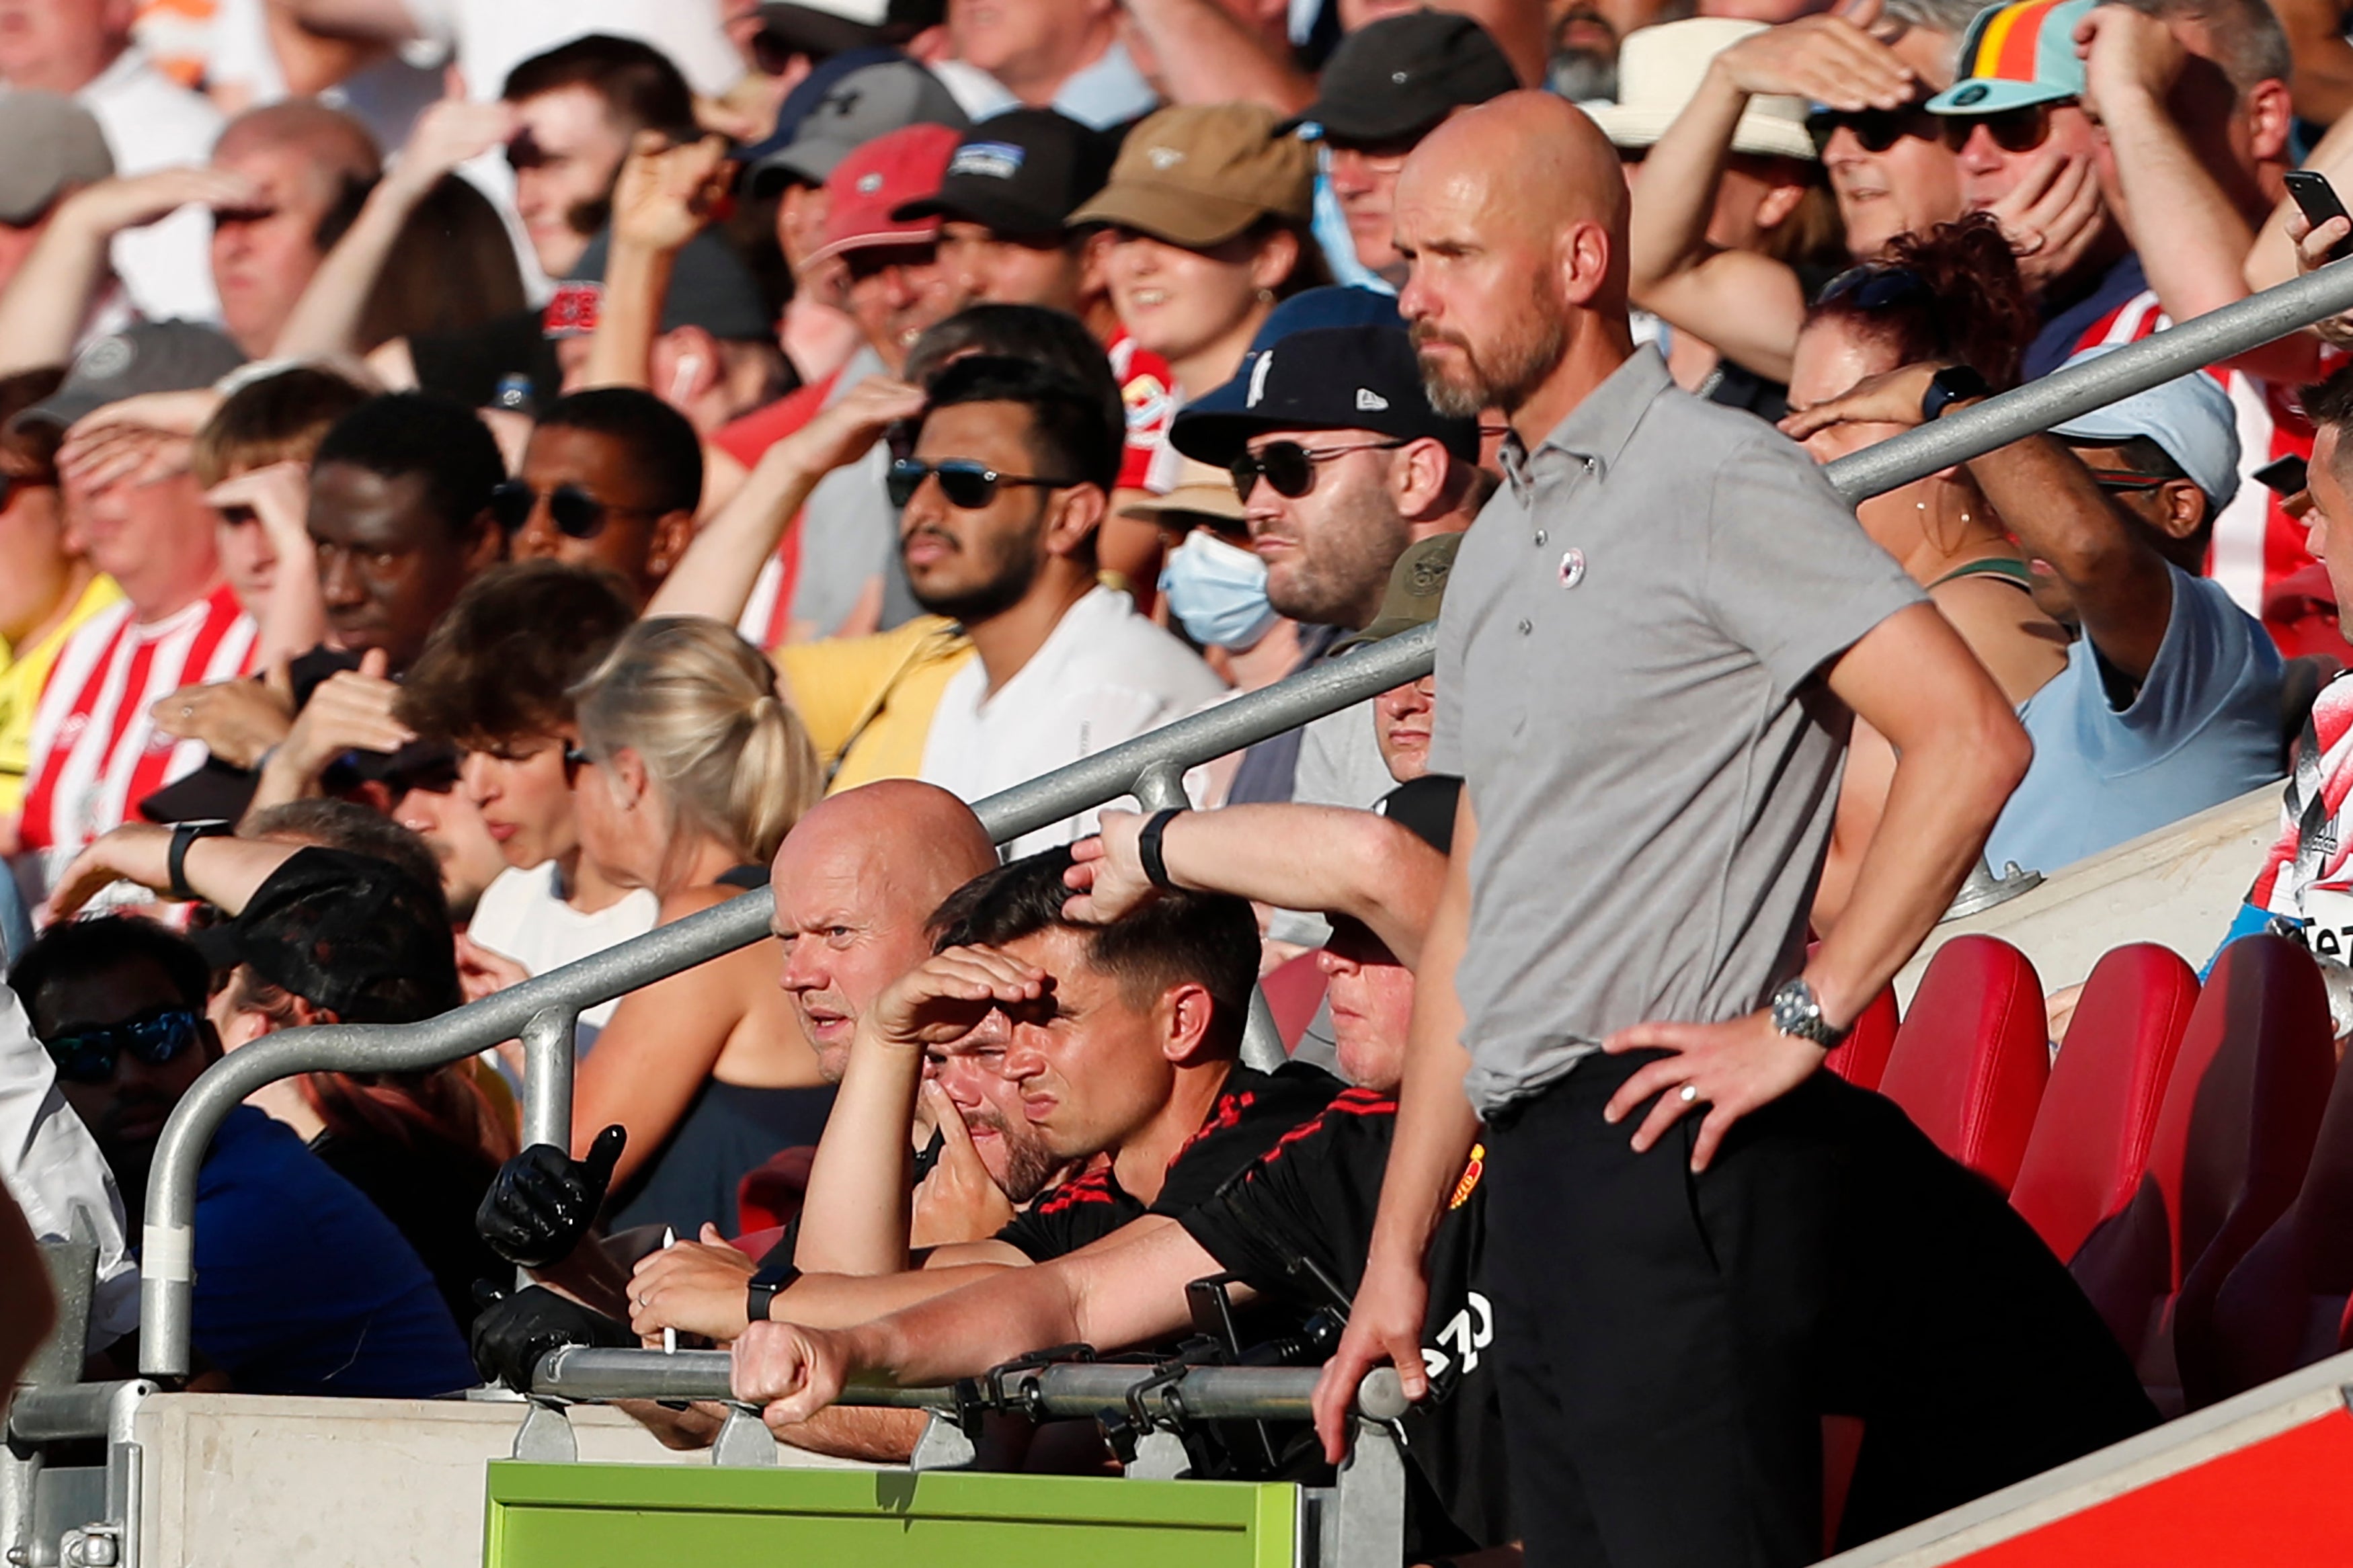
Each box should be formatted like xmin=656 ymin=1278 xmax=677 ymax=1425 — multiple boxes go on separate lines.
xmin=490 ymin=481 xmax=655 ymax=540
xmin=1806 ymin=104 xmax=1940 ymax=157
xmin=1229 ymin=438 xmax=1410 ymax=501
xmin=1817 ymin=263 xmax=1938 ymax=312
xmin=45 ymin=1005 xmax=200 ymax=1085
xmin=887 ymin=458 xmax=1080 ymax=510
xmin=1939 ymin=99 xmax=2065 ymax=155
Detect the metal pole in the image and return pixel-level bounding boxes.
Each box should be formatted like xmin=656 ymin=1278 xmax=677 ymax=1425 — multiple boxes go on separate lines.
xmin=138 ymin=261 xmax=2353 ymax=1376
xmin=529 ymin=1346 xmax=1403 ymax=1425
xmin=519 ymin=1007 xmax=577 ymax=1154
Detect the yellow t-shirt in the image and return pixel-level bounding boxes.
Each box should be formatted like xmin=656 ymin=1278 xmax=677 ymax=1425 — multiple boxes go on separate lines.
xmin=774 ymin=616 xmax=974 ymax=794
xmin=0 ymin=575 xmax=124 ymax=817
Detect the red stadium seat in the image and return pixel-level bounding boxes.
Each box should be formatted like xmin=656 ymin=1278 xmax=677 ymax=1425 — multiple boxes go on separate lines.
xmin=1823 ymin=985 xmax=1900 ymax=1091
xmin=2067 ymin=936 xmax=2336 ymax=1414
xmin=2207 ymin=1040 xmax=2353 ymax=1399
xmin=1876 ymin=936 xmax=2050 ymax=1194
xmin=2009 ymin=944 xmax=2201 ymax=1264
xmin=1260 ymin=950 xmax=1328 ymax=1054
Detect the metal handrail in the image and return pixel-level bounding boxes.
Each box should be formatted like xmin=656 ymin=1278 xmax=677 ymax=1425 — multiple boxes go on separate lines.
xmin=526 ymin=1348 xmax=1410 ymax=1424
xmin=134 ymin=257 xmax=2353 ymax=1377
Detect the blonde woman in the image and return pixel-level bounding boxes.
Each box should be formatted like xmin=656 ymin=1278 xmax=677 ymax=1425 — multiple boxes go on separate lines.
xmin=565 ymin=616 xmax=828 ymax=1236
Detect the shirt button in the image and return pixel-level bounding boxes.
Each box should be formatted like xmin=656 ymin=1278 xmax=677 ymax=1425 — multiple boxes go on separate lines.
xmin=1517 ymin=618 xmax=1533 ymax=635
xmin=1533 ymin=530 xmax=1548 ymax=546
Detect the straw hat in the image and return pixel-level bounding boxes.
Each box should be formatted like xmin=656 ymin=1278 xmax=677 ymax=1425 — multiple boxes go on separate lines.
xmin=1585 ymin=18 xmax=1817 ymax=162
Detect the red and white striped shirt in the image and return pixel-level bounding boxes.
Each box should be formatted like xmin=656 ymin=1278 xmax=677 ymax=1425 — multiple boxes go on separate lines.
xmin=2079 ymin=291 xmax=2334 ymax=646
xmin=17 ymin=583 xmax=255 ymax=889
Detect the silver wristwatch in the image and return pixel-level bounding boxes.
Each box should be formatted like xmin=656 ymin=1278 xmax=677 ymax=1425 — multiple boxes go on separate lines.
xmin=1769 ymin=977 xmax=1846 ymax=1048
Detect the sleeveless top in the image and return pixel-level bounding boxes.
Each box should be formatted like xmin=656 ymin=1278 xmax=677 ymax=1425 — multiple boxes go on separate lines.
xmin=1929 ymin=556 xmax=2038 ymax=593
xmin=606 ymin=862 xmax=838 ymax=1236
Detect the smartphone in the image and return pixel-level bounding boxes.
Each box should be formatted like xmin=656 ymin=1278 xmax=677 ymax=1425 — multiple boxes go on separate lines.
xmin=2255 ymin=453 xmax=2309 ymax=498
xmin=2286 ymin=170 xmax=2353 ymax=263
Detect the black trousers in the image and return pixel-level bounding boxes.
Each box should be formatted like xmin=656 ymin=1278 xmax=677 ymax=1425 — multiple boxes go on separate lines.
xmin=1481 ymin=1052 xmax=2156 ymax=1568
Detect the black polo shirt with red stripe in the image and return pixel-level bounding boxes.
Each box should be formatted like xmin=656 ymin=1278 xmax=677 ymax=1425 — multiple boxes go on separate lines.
xmin=992 ymin=1063 xmax=1343 ymax=1262
xmin=1180 ymin=1087 xmax=1509 ymax=1554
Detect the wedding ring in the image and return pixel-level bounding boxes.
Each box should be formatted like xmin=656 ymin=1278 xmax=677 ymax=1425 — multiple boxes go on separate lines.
xmin=1678 ymin=1085 xmax=1699 ymax=1103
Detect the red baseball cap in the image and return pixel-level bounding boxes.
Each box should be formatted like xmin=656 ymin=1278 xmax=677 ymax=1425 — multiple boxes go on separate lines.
xmin=812 ymin=123 xmax=960 ymax=264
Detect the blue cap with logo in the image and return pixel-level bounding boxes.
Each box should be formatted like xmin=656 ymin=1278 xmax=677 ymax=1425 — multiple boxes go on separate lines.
xmin=1170 ymin=323 xmax=1480 ymax=468
xmin=1927 ymin=0 xmax=2097 ymax=116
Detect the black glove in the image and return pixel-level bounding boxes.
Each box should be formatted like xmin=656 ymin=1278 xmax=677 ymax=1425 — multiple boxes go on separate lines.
xmin=476 ymin=1124 xmax=626 ymax=1268
xmin=469 ymin=1282 xmax=636 ymax=1392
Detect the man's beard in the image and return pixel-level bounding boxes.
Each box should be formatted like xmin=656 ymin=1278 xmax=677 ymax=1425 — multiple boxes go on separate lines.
xmin=1415 ymin=311 xmax=1569 ymax=417
xmin=906 ymin=520 xmax=1045 ymax=624
xmin=967 ymin=1106 xmax=1063 ymax=1204
xmin=1548 ymin=49 xmax=1616 ymax=101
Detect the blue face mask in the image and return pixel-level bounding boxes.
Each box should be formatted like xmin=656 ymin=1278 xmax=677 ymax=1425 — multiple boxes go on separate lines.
xmin=1158 ymin=530 xmax=1279 ymax=651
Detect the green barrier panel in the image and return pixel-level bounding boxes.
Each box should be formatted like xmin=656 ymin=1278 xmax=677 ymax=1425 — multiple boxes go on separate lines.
xmin=484 ymin=1461 xmax=1300 ymax=1568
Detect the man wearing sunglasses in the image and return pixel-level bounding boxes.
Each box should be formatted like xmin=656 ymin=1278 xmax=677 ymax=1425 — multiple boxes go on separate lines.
xmin=904 ymin=353 xmax=1223 ymax=856
xmin=1926 ymin=0 xmax=2151 ymax=380
xmin=8 ymin=905 xmax=474 ymax=1397
xmin=1170 ymin=323 xmax=1484 ymax=817
xmin=496 ymin=387 xmax=702 ymax=602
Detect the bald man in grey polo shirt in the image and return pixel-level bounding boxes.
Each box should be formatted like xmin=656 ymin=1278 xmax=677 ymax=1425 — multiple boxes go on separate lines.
xmin=1310 ymin=93 xmax=2155 ymax=1568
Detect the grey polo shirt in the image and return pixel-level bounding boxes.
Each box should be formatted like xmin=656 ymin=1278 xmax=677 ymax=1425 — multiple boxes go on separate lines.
xmin=1428 ymin=348 xmax=1923 ymax=1118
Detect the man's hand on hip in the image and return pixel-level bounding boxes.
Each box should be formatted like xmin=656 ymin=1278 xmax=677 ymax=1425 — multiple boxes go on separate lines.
xmin=1601 ymin=1012 xmax=1824 ymax=1173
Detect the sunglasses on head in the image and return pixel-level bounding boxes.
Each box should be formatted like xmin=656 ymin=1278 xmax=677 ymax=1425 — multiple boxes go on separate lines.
xmin=886 ymin=458 xmax=1079 ymax=510
xmin=1806 ymin=104 xmax=1940 ymax=157
xmin=1229 ymin=438 xmax=1410 ymax=501
xmin=1817 ymin=263 xmax=1937 ymax=312
xmin=489 ymin=481 xmax=652 ymax=540
xmin=1939 ymin=99 xmax=2065 ymax=155
xmin=2080 ymin=467 xmax=2180 ymax=495
xmin=45 ymin=1005 xmax=200 ymax=1085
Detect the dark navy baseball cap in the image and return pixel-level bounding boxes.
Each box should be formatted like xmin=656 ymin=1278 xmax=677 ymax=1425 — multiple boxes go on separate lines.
xmin=1170 ymin=324 xmax=1479 ymax=467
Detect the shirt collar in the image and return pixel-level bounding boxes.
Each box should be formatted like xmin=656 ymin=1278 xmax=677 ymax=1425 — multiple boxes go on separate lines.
xmin=1499 ymin=346 xmax=1671 ymax=500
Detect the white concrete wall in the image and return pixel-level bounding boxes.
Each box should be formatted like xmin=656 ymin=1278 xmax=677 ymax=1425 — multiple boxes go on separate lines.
xmin=1896 ymin=786 xmax=2280 ymax=1005
xmin=132 ymin=1393 xmax=869 ymax=1568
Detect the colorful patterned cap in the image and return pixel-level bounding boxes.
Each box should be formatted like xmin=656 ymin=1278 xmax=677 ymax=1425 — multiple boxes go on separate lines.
xmin=1926 ymin=0 xmax=2096 ymax=116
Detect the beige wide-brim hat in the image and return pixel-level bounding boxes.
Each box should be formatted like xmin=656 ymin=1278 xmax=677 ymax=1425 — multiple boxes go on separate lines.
xmin=1118 ymin=458 xmax=1248 ymax=532
xmin=1585 ymin=17 xmax=1817 ymax=162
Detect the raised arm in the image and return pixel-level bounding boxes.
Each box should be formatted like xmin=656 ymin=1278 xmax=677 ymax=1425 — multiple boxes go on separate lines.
xmin=793 ymin=945 xmax=1049 ymax=1276
xmin=1782 ymin=361 xmax=2177 ymax=680
xmin=1628 ymin=9 xmax=1913 ymax=384
xmin=2268 ymin=0 xmax=2353 ymax=125
xmin=0 ymin=168 xmax=257 ymax=376
xmin=644 ymin=376 xmax=925 ymax=623
xmin=274 ymin=97 xmax=518 ymax=360
xmin=1066 ymin=804 xmax=1445 ymax=964
xmin=581 ymin=132 xmax=733 ymax=393
xmin=1119 ymin=0 xmax=1312 ymax=112
xmin=733 ymin=1216 xmax=1215 ymax=1426
xmin=2076 ymin=8 xmax=2317 ymax=384
xmin=47 ymin=823 xmax=304 ymax=919
xmin=279 ymin=0 xmax=423 ymax=46
xmin=1310 ymin=791 xmax=1480 ymax=1460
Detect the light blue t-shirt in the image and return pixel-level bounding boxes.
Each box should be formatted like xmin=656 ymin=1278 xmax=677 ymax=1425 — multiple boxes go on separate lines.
xmin=1985 ymin=565 xmax=2282 ymax=876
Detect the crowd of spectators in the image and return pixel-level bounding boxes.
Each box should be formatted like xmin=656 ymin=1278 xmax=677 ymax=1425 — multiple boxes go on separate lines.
xmin=18 ymin=0 xmax=2353 ymax=1560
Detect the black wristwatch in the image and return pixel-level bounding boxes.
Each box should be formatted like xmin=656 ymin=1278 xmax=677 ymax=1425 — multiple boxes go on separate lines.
xmin=1136 ymin=808 xmax=1183 ymax=890
xmin=747 ymin=1263 xmax=800 ymax=1325
xmin=1919 ymin=364 xmax=1989 ymax=422
xmin=167 ymin=819 xmax=235 ymax=903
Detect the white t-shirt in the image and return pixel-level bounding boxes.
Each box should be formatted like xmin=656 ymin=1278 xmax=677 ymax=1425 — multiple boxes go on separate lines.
xmin=399 ymin=0 xmax=742 ymax=99
xmin=468 ymin=862 xmax=660 ymax=1040
xmin=71 ymin=47 xmax=225 ymax=327
xmin=920 ymin=585 xmax=1226 ymax=859
xmin=0 ymin=984 xmax=138 ymax=1348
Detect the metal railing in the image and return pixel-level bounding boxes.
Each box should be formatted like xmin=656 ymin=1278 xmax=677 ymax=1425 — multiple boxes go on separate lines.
xmin=133 ymin=257 xmax=2353 ymax=1378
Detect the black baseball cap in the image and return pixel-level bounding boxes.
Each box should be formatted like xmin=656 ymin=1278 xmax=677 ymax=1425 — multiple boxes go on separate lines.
xmin=209 ymin=847 xmax=462 ymax=1025
xmin=891 ymin=110 xmax=1115 ymax=237
xmin=1283 ymin=12 xmax=1518 ymax=147
xmin=1171 ymin=325 xmax=1481 ymax=467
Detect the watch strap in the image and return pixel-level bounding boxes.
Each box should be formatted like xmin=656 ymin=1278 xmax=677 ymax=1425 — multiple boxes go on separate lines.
xmin=747 ymin=1262 xmax=799 ymax=1324
xmin=1136 ymin=808 xmax=1183 ymax=890
xmin=167 ymin=820 xmax=231 ymax=903
xmin=1920 ymin=364 xmax=1990 ymax=423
